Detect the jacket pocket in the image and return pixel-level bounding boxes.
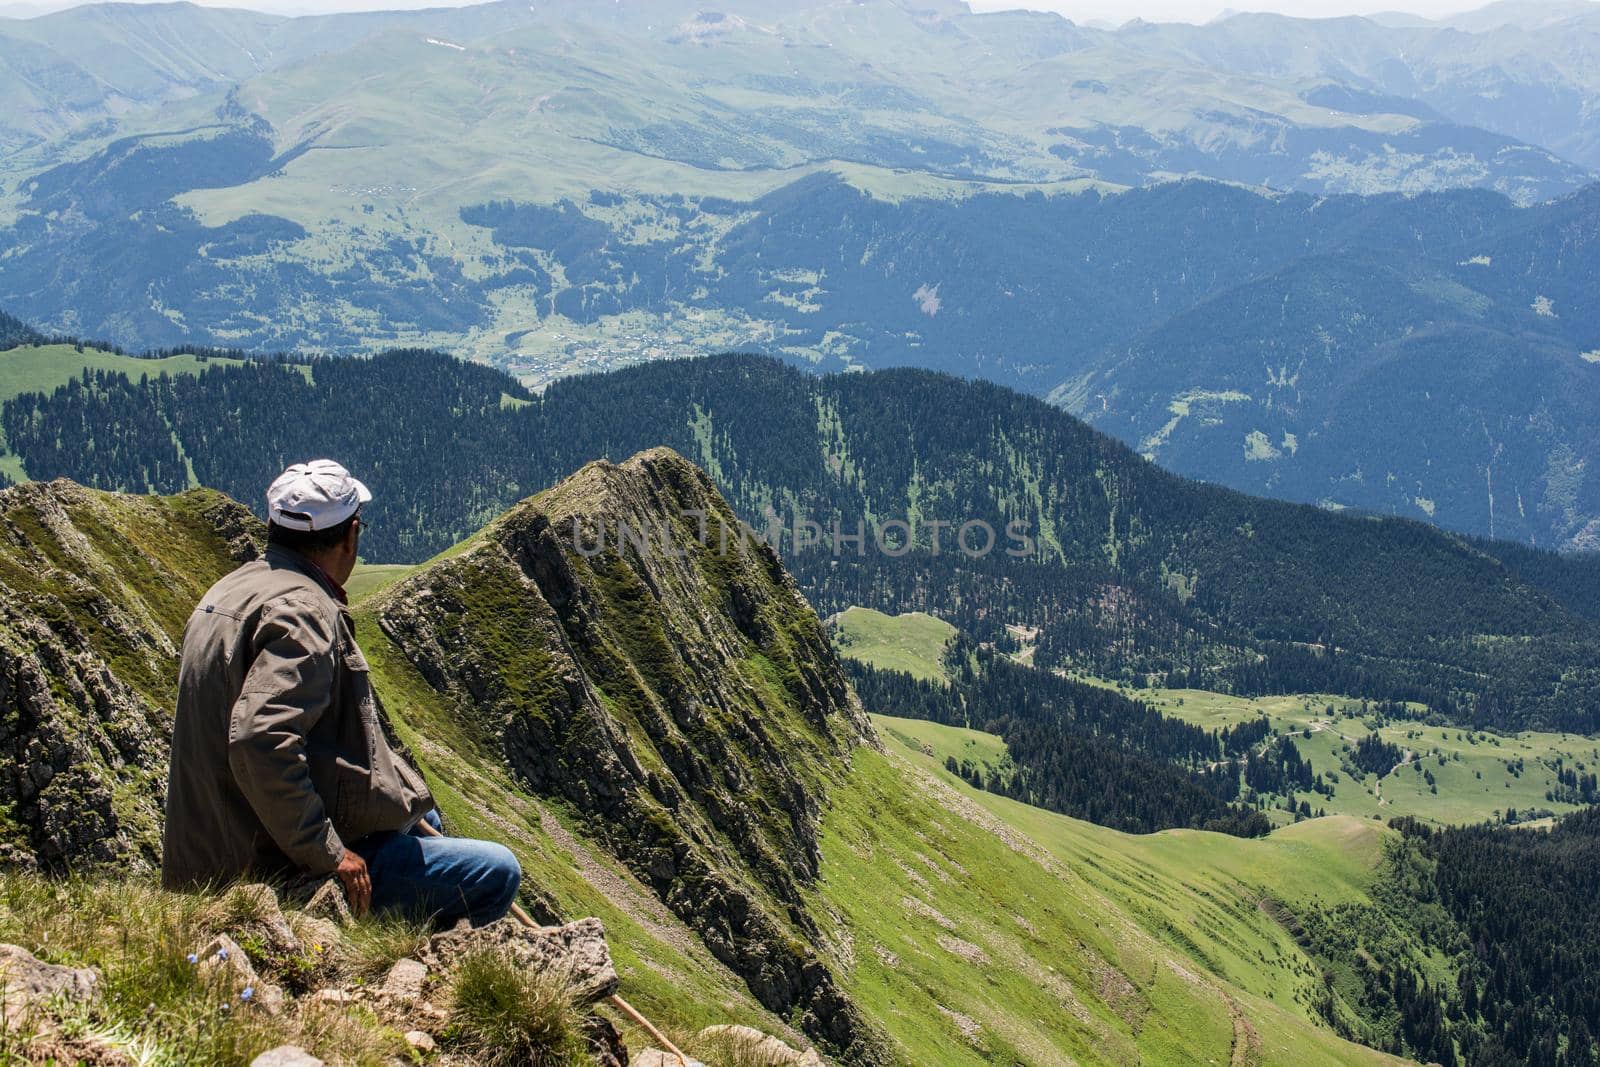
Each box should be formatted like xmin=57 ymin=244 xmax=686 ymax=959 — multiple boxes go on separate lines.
xmin=343 ymin=641 xmax=371 ymax=674
xmin=331 ymin=759 xmax=369 ymax=826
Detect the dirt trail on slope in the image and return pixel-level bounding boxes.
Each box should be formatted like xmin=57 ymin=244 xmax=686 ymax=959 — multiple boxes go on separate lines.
xmin=1225 ymin=994 xmax=1263 ymax=1067
xmin=1373 ymin=749 xmax=1416 ymax=806
xmin=537 ymin=809 xmax=698 ymax=959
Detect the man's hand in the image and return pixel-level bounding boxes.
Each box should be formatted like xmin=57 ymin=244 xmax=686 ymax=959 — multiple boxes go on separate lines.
xmin=335 ymin=850 xmax=371 ymax=916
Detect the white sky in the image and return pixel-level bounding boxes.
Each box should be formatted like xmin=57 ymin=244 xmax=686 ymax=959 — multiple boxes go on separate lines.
xmin=0 ymin=0 xmax=1510 ymax=22
xmin=968 ymin=1 xmax=1481 ymax=24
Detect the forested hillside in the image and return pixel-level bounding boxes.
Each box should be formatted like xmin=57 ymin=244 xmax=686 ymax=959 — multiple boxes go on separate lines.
xmin=845 ymin=645 xmax=1271 ymax=837
xmin=1279 ymin=811 xmax=1600 ymax=1066
xmin=0 ymin=308 xmax=38 ymax=350
xmin=7 ymin=347 xmax=1598 ymax=733
xmin=1405 ymin=811 xmax=1600 ymax=1063
xmin=1471 ymin=535 xmax=1600 ymax=623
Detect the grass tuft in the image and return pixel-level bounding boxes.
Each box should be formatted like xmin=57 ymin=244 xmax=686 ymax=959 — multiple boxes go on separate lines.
xmin=210 ymin=883 xmax=281 ymax=930
xmin=687 ymin=1026 xmax=805 ymax=1067
xmin=448 ymin=949 xmax=589 ymax=1067
xmin=342 ymin=915 xmax=433 ymax=981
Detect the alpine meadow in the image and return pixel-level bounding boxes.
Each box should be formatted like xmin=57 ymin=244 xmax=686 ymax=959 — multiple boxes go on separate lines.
xmin=1 ymin=2 xmax=1599 ymax=1066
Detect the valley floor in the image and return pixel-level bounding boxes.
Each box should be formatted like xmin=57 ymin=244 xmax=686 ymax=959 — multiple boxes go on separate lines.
xmin=1085 ymin=683 xmax=1599 ymax=828
xmin=832 ymin=604 xmax=1598 ymax=830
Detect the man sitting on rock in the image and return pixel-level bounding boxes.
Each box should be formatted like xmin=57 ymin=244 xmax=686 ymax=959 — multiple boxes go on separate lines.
xmin=161 ymin=459 xmax=521 ymax=927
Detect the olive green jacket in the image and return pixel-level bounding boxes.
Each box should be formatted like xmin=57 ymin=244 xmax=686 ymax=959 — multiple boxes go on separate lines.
xmin=161 ymin=545 xmax=432 ymax=891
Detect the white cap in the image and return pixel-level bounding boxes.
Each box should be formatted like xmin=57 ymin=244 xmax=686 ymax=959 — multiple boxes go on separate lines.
xmin=266 ymin=459 xmax=372 ymax=532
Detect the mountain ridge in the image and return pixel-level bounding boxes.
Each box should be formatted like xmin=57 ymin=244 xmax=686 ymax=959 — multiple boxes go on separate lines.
xmin=369 ymin=447 xmax=885 ymax=1059
xmin=0 ymin=461 xmax=1420 ymax=1066
xmin=0 ymin=478 xmax=259 ymax=870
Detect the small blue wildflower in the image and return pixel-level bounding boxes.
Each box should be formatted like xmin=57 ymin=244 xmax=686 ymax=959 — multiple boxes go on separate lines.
xmin=240 ymin=986 xmax=253 ymax=1002
xmin=186 ymin=953 xmax=198 ymax=965
xmin=216 ymin=948 xmax=229 ymax=961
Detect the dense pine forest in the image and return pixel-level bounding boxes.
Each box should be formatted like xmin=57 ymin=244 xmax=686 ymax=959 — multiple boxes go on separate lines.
xmin=846 ymin=644 xmax=1272 ymax=836
xmin=1415 ymin=810 xmax=1600 ymax=1065
xmin=1285 ymin=811 xmax=1600 ymax=1067
xmin=4 ymin=347 xmax=1599 ymax=732
xmin=1471 ymin=536 xmax=1600 ymax=624
xmin=0 ymin=310 xmax=38 ymax=350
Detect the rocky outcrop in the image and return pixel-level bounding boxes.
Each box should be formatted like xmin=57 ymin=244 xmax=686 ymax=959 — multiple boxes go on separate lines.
xmin=427 ymin=917 xmax=619 ymax=1003
xmin=0 ymin=943 xmax=100 ymax=1031
xmin=697 ymin=1025 xmax=825 ymax=1065
xmin=0 ymin=482 xmax=262 ymax=871
xmin=3 ymin=878 xmax=631 ymax=1064
xmin=196 ymin=932 xmax=288 ymax=1015
xmin=250 ymin=1048 xmax=323 ymax=1067
xmin=374 ymin=448 xmax=883 ymax=1062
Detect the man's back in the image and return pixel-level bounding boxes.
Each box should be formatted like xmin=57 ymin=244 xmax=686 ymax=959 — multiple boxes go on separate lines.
xmin=161 ymin=545 xmax=431 ymax=890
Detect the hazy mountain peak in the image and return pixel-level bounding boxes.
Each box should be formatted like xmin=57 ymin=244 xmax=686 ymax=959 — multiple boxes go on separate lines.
xmin=1444 ymin=0 xmax=1600 ymax=32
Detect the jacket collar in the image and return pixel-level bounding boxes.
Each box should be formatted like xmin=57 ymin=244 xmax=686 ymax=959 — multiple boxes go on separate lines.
xmin=264 ymin=544 xmax=350 ymax=606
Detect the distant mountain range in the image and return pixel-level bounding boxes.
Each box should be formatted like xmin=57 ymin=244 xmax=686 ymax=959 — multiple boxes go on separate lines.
xmin=6 ymin=0 xmax=1600 ymax=194
xmin=2 ymin=0 xmax=1600 ymax=548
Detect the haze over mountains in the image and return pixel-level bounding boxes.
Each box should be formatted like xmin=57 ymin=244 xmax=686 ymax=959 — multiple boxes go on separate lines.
xmin=9 ymin=0 xmax=1600 ymax=212
xmin=6 ymin=4 xmax=1600 ymax=1063
xmin=3 ymin=0 xmax=1600 ymax=552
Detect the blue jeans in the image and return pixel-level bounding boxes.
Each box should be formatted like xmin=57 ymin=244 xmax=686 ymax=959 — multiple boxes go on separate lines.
xmin=351 ymin=811 xmax=522 ymax=928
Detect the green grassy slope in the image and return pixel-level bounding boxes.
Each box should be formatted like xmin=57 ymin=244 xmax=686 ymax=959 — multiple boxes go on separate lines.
xmin=829 ymin=607 xmax=955 ymax=683
xmin=346 ymin=562 xmax=415 ymax=604
xmin=814 ymin=721 xmax=1407 ymax=1065
xmin=0 ymin=345 xmax=247 ymax=404
xmin=357 ymin=622 xmax=1411 ymax=1066
xmin=860 ymin=714 xmax=1409 ymax=1065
